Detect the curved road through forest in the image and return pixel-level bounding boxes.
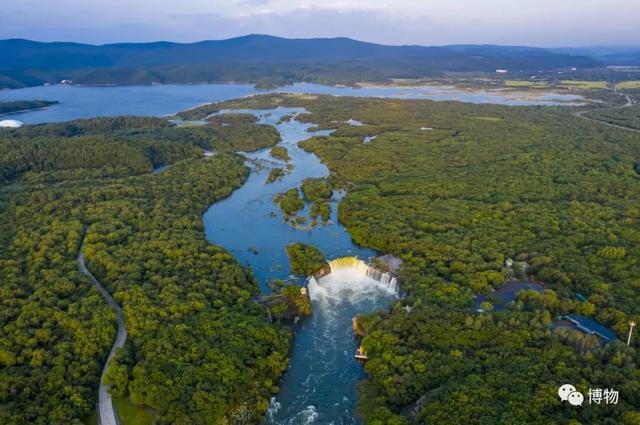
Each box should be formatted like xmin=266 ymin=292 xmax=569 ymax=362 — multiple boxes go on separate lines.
xmin=78 ymin=241 xmax=127 ymax=425
xmin=574 ymin=93 xmax=639 ymax=133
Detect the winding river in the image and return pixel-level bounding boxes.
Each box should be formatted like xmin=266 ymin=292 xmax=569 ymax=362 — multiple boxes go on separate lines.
xmin=203 ymin=108 xmax=375 ymax=289
xmin=1 ymin=83 xmax=584 ymax=424
xmin=202 ymin=107 xmax=394 ymax=424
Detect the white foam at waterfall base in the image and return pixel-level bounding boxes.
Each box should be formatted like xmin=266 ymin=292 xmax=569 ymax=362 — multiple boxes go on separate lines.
xmin=267 ymin=397 xmax=282 ymax=422
xmin=269 ymin=257 xmax=398 ymax=424
xmin=300 ymin=406 xmax=319 ymax=424
xmin=308 ymin=257 xmax=399 ymax=303
xmin=279 ymin=405 xmax=319 ymax=425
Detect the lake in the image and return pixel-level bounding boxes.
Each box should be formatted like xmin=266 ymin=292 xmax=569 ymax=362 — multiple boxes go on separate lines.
xmin=0 ymin=82 xmax=583 ymax=124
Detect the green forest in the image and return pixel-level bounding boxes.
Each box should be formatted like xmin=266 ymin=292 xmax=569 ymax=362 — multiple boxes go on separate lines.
xmin=0 ymin=116 xmax=291 ymax=424
xmin=285 ymin=243 xmax=326 ymax=276
xmin=266 ymin=167 xmax=286 ymax=183
xmin=260 ymin=285 xmax=313 ymax=322
xmin=4 ymin=89 xmax=640 ymax=424
xmin=0 ymin=100 xmax=58 ymax=115
xmin=270 ymin=178 xmax=333 ymax=226
xmin=587 ymin=105 xmax=640 ymax=131
xmin=0 ymin=116 xmax=280 ymax=184
xmin=269 ymin=146 xmax=291 ymax=161
xmin=274 ymin=188 xmax=305 ymax=217
xmin=184 ymin=93 xmax=640 ymax=424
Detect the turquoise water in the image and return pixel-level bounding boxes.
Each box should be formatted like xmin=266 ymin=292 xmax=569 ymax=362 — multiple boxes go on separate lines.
xmin=269 ymin=279 xmax=393 ymax=425
xmin=0 ymin=82 xmax=582 ymax=124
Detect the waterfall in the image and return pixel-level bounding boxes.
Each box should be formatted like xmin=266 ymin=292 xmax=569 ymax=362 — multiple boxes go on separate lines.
xmin=326 ymin=256 xmax=361 ymax=268
xmin=271 ymin=256 xmax=399 ymax=424
xmin=364 ymin=266 xmax=398 ymax=294
xmin=266 ymin=306 xmax=273 ymax=324
xmin=308 ymin=257 xmax=399 ymax=301
xmin=328 ymin=257 xmax=369 ymax=276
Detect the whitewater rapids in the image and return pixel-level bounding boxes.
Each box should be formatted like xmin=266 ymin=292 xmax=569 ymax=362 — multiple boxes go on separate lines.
xmin=308 ymin=257 xmax=399 ymax=302
xmin=268 ymin=257 xmax=398 ymax=425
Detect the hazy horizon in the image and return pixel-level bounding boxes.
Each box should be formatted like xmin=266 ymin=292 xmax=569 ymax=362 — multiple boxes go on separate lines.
xmin=1 ymin=0 xmax=639 ymax=47
xmin=3 ymin=33 xmax=640 ymax=50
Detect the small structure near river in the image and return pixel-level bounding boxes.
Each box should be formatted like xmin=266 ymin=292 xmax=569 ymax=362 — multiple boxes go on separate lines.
xmin=258 ymin=285 xmax=312 ymax=324
xmin=557 ymin=313 xmax=617 ymax=345
xmin=474 ymin=280 xmax=617 ymax=347
xmin=352 ymin=316 xmax=369 ymax=360
xmin=355 ymin=346 xmax=368 ymax=361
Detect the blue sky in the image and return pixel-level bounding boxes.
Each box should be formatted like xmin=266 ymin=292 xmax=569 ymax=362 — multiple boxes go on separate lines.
xmin=1 ymin=0 xmax=638 ymax=46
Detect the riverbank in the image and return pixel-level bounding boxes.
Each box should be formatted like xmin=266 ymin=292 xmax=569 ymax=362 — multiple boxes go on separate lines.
xmin=209 ymin=92 xmax=640 ymax=425
xmin=198 ymin=105 xmax=395 ymax=423
xmin=0 ymin=82 xmax=590 ymax=124
xmin=0 ymin=99 xmax=58 ymax=117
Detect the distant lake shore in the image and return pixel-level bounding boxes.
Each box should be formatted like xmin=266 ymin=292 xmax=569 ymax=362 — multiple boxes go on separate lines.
xmin=0 ymin=82 xmax=584 ymax=124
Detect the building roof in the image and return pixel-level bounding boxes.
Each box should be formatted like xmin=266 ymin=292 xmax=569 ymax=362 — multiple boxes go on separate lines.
xmin=565 ymin=314 xmax=617 ymax=342
xmin=0 ymin=119 xmax=23 ymax=128
xmin=473 ymin=280 xmax=543 ymax=312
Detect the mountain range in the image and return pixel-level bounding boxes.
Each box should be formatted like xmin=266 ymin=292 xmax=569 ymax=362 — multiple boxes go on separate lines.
xmin=0 ymin=34 xmax=637 ymax=89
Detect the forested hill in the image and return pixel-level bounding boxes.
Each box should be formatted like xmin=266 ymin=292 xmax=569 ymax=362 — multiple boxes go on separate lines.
xmin=0 ymin=35 xmax=601 ymax=89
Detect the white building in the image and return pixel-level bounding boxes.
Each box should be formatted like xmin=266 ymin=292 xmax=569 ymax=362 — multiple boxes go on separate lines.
xmin=0 ymin=120 xmax=24 ymax=128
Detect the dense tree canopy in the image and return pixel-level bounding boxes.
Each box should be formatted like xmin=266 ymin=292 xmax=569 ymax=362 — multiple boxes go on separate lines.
xmin=4 ymin=89 xmax=640 ymax=424
xmin=274 ymin=188 xmax=305 ymax=217
xmin=588 ymin=105 xmax=640 ymax=131
xmin=0 ymin=116 xmax=291 ymax=424
xmin=188 ymin=93 xmax=640 ymax=424
xmin=285 ymin=243 xmax=327 ymax=276
xmin=269 ymin=146 xmax=291 ymax=161
xmin=301 ymin=178 xmax=332 ymax=202
xmin=0 ymin=100 xmax=58 ymax=115
xmin=266 ymin=167 xmax=286 ymax=184
xmin=0 ymin=116 xmax=280 ymax=184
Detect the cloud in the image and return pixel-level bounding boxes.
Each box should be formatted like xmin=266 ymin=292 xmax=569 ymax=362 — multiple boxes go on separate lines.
xmin=0 ymin=0 xmax=639 ymax=46
xmin=235 ymin=0 xmax=274 ymax=7
xmin=296 ymin=2 xmax=386 ymax=13
xmin=152 ymin=7 xmax=410 ymax=44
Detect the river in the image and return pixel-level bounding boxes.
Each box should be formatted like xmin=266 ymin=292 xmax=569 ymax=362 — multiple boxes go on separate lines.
xmin=202 ymin=107 xmax=396 ymax=424
xmin=1 ymin=82 xmax=581 ymax=424
xmin=203 ymin=108 xmax=376 ymax=289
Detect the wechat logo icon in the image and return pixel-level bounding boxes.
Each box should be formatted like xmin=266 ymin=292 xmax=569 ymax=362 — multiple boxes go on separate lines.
xmin=559 ymin=384 xmax=584 ymax=406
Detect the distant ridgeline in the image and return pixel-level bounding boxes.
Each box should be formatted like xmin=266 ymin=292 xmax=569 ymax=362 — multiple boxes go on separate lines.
xmin=0 ymin=35 xmax=605 ymax=89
